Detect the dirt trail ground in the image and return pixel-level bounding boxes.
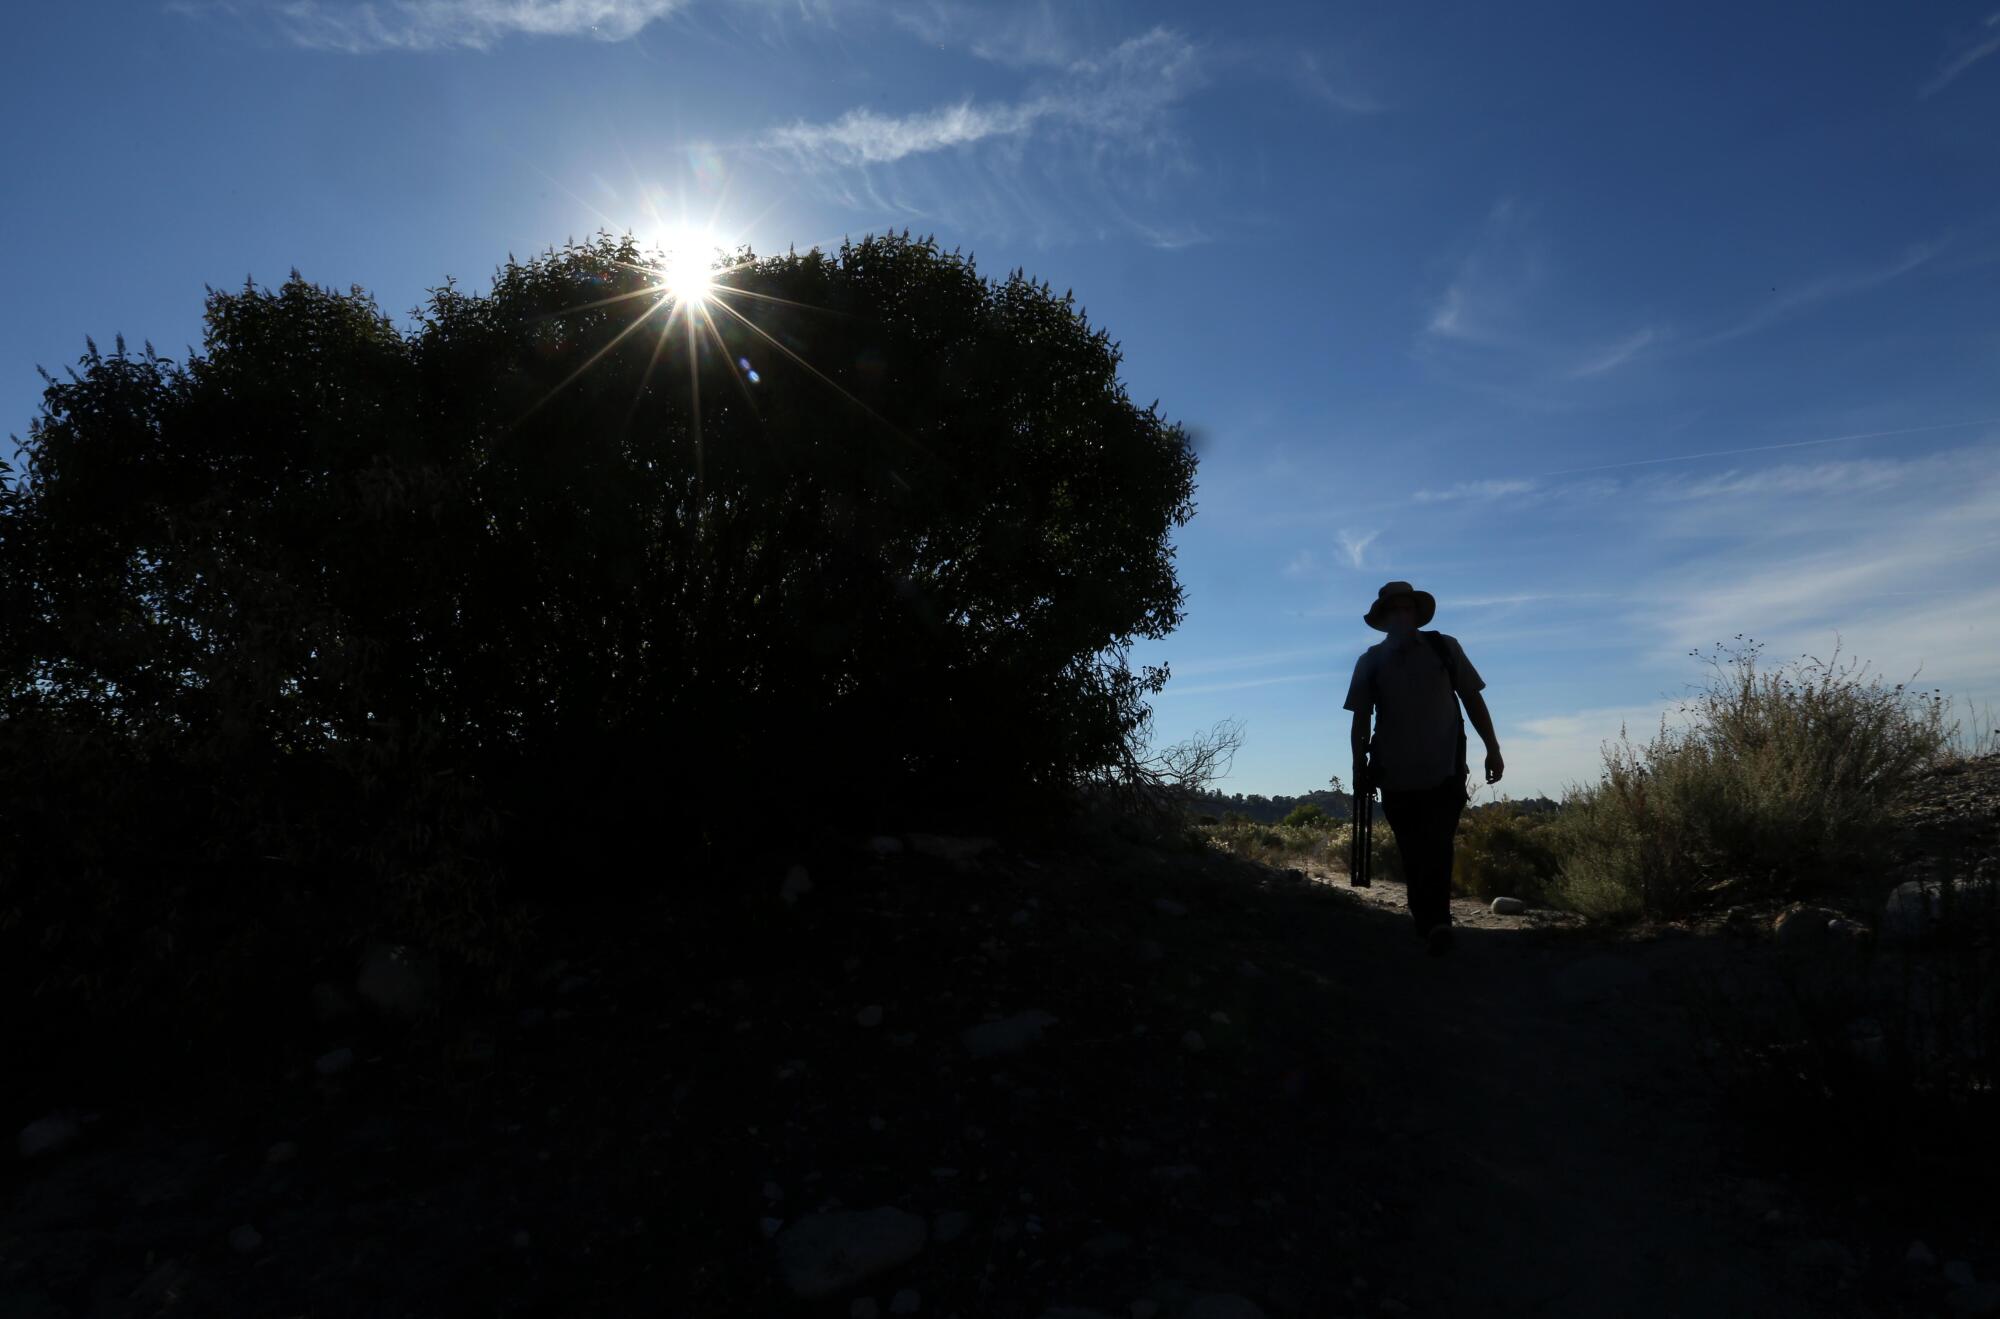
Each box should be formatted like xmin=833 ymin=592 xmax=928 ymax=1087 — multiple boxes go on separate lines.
xmin=1301 ymin=871 xmax=1849 ymax=1317
xmin=2 ymin=831 xmax=1955 ymax=1318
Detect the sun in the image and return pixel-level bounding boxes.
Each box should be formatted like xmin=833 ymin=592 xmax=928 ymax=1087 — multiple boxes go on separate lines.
xmin=648 ymin=228 xmax=719 ymax=307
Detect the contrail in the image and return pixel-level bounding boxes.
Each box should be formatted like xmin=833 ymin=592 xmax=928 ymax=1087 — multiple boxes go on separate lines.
xmin=1538 ymin=417 xmax=2000 ymax=478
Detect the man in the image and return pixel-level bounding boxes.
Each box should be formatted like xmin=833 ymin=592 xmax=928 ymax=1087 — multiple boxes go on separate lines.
xmin=1343 ymin=581 xmax=1503 ymax=956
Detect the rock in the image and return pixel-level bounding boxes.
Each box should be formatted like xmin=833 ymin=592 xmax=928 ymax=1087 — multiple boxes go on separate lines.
xmin=355 ymin=941 xmax=440 ymax=1019
xmin=313 ymin=1046 xmax=356 ymax=1077
xmin=1947 ymin=1261 xmax=1979 ymax=1288
xmin=1774 ymin=904 xmax=1844 ymax=951
xmin=1139 ymin=939 xmax=1165 ymax=962
xmin=1549 ymin=953 xmax=1650 ymax=1005
xmin=1187 ymin=1296 xmax=1268 ymax=1319
xmin=1151 ymin=1164 xmax=1200 ymax=1183
xmin=1040 ymin=1310 xmax=1117 ymax=1319
xmin=867 ymin=835 xmax=906 ymax=856
xmin=1489 ymin=896 xmax=1528 ymax=915
xmin=227 ymin=1224 xmax=263 ymax=1255
xmin=962 ymin=1011 xmax=1058 ymax=1059
xmin=932 ymin=1211 xmax=969 ymax=1244
xmin=17 ymin=1114 xmax=80 ymax=1160
xmin=1907 ymin=1240 xmax=1937 ymax=1267
xmin=265 ymin=1141 xmax=299 ymax=1166
xmin=908 ymin=834 xmax=995 ymax=864
xmin=1131 ymin=1303 xmax=1162 ymax=1319
xmin=1948 ymin=1281 xmax=2000 ymax=1315
xmin=780 ymin=865 xmax=813 ymax=906
xmin=1827 ymin=918 xmax=1872 ymax=942
xmin=889 ymin=1289 xmax=921 ymax=1314
xmin=851 ymin=1300 xmax=880 ymax=1319
xmin=1182 ymin=1030 xmax=1206 ymax=1052
xmin=775 ymin=1207 xmax=928 ymax=1300
xmin=1884 ymin=878 xmax=1999 ymax=940
xmin=857 ymin=1004 xmax=884 ymax=1028
xmin=1153 ymin=897 xmax=1190 ymax=917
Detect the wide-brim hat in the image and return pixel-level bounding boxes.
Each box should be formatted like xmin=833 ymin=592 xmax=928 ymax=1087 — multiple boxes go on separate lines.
xmin=1364 ymin=580 xmax=1436 ymax=631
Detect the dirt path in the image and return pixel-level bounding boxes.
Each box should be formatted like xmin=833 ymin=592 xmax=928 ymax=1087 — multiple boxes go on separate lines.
xmin=1281 ymin=868 xmax=1860 ymax=1318
xmin=3 ymin=843 xmax=1896 ymax=1318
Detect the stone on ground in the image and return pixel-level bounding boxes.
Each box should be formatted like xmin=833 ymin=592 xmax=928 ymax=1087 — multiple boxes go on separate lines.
xmin=1884 ymin=878 xmax=1999 ymax=940
xmin=1185 ymin=1295 xmax=1268 ymax=1319
xmin=1773 ymin=904 xmax=1844 ymax=951
xmin=1489 ymin=896 xmax=1527 ymax=915
xmin=779 ymin=865 xmax=813 ymax=906
xmin=775 ymin=1207 xmax=928 ymax=1300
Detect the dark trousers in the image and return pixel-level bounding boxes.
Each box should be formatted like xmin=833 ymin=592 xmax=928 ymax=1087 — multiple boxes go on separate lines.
xmin=1380 ymin=776 xmax=1466 ymax=936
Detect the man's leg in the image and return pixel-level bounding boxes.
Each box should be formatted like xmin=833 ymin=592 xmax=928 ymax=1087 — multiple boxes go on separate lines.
xmin=1380 ymin=788 xmax=1446 ymax=937
xmin=1422 ymin=779 xmax=1467 ymax=933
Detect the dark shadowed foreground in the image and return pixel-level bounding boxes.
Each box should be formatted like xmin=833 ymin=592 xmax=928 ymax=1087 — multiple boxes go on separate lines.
xmin=11 ymin=814 xmax=1987 ymax=1319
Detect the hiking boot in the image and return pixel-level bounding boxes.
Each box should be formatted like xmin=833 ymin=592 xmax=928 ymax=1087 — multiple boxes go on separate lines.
xmin=1426 ymin=923 xmax=1455 ymax=957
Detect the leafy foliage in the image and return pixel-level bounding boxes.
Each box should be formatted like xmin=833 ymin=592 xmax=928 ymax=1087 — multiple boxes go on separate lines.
xmin=1450 ymin=802 xmax=1562 ymax=903
xmin=1551 ymin=638 xmax=1956 ymax=919
xmin=0 ymin=233 xmax=1197 ymax=1061
xmin=1281 ymin=801 xmax=1328 ymax=828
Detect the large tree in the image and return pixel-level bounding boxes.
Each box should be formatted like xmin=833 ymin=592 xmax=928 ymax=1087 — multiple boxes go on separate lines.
xmin=0 ymin=232 xmax=1196 ymax=1018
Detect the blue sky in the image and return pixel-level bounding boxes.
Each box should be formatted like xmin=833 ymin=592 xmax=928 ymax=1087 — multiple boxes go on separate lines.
xmin=5 ymin=1 xmax=1999 ymax=800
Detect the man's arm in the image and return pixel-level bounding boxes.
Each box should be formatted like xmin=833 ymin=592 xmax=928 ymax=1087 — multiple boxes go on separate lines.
xmin=1461 ymin=689 xmax=1504 ymax=783
xmin=1350 ymin=708 xmax=1371 ymax=774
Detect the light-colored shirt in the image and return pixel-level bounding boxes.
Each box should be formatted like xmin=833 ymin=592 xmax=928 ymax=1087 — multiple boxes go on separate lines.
xmin=1342 ymin=631 xmax=1485 ymax=792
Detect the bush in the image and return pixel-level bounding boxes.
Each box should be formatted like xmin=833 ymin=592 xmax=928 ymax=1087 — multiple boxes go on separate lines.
xmin=1549 ymin=638 xmax=1955 ymax=920
xmin=1451 ymin=802 xmax=1562 ymax=903
xmin=0 ymin=232 xmax=1196 ymax=1065
xmin=1282 ymin=802 xmax=1327 ymax=828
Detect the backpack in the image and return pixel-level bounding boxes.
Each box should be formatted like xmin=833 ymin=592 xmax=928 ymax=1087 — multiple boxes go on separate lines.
xmin=1369 ymin=630 xmax=1470 ymax=798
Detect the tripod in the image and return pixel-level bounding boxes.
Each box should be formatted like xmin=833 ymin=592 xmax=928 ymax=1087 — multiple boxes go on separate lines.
xmin=1349 ymin=762 xmax=1374 ymax=887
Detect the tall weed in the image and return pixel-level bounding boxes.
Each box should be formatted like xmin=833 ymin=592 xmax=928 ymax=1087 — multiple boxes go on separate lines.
xmin=1551 ymin=638 xmax=1954 ymax=919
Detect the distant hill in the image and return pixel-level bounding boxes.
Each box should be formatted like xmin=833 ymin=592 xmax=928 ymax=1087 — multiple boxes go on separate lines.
xmin=1189 ymin=787 xmax=1560 ymax=824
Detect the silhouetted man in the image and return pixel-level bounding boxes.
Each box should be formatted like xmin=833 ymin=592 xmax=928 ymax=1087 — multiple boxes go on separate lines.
xmin=1344 ymin=581 xmax=1503 ymax=955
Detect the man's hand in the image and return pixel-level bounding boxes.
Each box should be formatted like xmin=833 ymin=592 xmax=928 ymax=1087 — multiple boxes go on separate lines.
xmin=1484 ymin=749 xmax=1505 ymax=785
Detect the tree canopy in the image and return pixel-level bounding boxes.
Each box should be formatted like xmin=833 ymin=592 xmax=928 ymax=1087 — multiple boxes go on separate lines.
xmin=0 ymin=233 xmax=1197 ymax=1028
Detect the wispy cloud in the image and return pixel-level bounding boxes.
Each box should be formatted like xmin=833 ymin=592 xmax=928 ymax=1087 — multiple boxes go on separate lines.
xmin=1296 ymin=50 xmax=1383 ymax=114
xmin=765 ymin=27 xmax=1202 ymax=167
xmin=1645 ymin=459 xmax=1908 ymax=503
xmin=1420 ymin=198 xmax=1657 ymax=381
xmin=1412 ymin=478 xmax=1535 ymax=504
xmin=1536 ymin=416 xmax=2000 ymax=479
xmin=1282 ymin=549 xmax=1318 ymax=579
xmin=1336 ymin=528 xmax=1379 ymax=569
xmin=1161 ymin=669 xmax=1345 ymax=698
xmin=888 ymin=0 xmax=1080 ymax=69
xmin=767 ymin=100 xmax=1037 ymax=166
xmin=1567 ymin=326 xmax=1657 ymax=378
xmin=1921 ymin=9 xmax=2000 ymax=98
xmin=219 ymin=0 xmax=688 ymax=51
xmin=1695 ymin=242 xmax=1940 ymax=348
xmin=1626 ymin=444 xmax=2000 ymax=711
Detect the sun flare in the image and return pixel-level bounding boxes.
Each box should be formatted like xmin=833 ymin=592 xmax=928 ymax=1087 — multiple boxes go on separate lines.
xmin=649 ymin=228 xmax=719 ymax=306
